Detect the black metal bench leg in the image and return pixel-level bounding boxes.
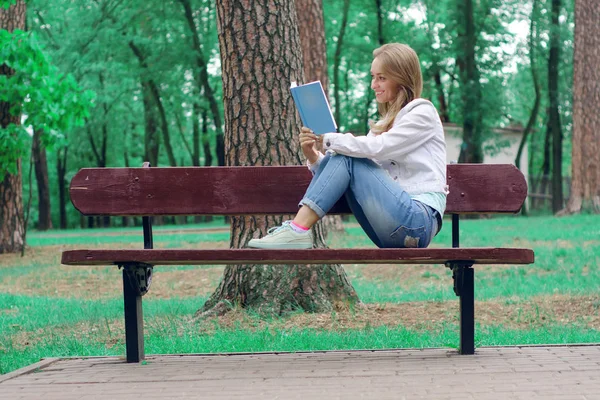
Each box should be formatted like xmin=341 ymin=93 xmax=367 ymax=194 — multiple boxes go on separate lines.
xmin=123 ymin=269 xmax=144 ymax=362
xmin=448 ymin=261 xmax=475 ymax=355
xmin=121 ymin=263 xmax=153 ymax=363
xmin=459 ymin=266 xmax=475 ymax=355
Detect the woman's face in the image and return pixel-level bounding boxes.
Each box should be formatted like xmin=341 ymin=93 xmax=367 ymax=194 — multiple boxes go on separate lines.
xmin=370 ymin=57 xmax=400 ymax=104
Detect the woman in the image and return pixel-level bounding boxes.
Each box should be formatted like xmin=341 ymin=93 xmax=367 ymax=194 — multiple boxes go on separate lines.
xmin=248 ymin=43 xmax=447 ymax=250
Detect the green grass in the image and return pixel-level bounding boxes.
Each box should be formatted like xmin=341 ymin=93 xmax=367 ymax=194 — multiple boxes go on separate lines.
xmin=1 ymin=214 xmax=599 ymax=375
xmin=26 ymin=218 xmax=229 ymax=238
xmin=27 ymin=231 xmax=229 ymax=247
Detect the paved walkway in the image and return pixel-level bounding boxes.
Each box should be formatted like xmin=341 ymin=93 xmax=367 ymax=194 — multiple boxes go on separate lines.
xmin=1 ymin=345 xmax=600 ymax=399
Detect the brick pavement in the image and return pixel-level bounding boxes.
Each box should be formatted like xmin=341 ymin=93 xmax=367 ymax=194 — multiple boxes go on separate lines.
xmin=1 ymin=345 xmax=600 ymax=399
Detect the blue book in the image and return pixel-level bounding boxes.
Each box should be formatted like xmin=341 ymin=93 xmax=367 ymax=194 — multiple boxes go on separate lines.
xmin=290 ymin=81 xmax=337 ymax=135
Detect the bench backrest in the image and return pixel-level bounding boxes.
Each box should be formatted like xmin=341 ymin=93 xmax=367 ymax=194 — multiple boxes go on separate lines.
xmin=69 ymin=164 xmax=527 ymax=216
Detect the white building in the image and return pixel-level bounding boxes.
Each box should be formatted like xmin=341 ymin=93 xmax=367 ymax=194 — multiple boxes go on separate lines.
xmin=443 ymin=123 xmax=528 ymax=181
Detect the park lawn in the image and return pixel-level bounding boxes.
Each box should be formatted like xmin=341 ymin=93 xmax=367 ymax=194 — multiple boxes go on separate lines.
xmin=1 ymin=214 xmax=599 ymax=374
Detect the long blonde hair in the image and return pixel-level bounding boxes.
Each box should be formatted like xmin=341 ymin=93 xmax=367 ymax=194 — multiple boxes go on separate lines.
xmin=369 ymin=43 xmax=423 ymax=135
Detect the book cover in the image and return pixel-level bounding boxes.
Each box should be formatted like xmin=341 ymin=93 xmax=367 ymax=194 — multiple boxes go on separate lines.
xmin=290 ymin=81 xmax=337 ymax=135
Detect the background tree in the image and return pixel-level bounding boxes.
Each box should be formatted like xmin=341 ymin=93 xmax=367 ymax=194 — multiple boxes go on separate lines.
xmin=515 ymin=0 xmax=541 ymax=174
xmin=295 ymin=0 xmax=329 ymax=89
xmin=547 ymin=0 xmax=564 ymax=213
xmin=0 ymin=0 xmax=26 ymax=254
xmin=197 ymin=0 xmax=359 ymax=317
xmin=178 ymin=0 xmax=225 ymax=166
xmin=563 ymin=0 xmax=600 ymax=213
xmin=455 ymin=0 xmax=484 ymax=163
xmin=1 ymin=1 xmax=92 ymax=252
xmin=332 ymin=0 xmax=350 ymax=126
xmin=32 ymin=128 xmax=52 ymax=230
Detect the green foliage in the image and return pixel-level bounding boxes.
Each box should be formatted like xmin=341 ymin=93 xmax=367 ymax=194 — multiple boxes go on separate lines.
xmin=0 ymin=29 xmax=94 ymax=179
xmin=0 ymin=0 xmax=17 ymax=10
xmin=10 ymin=0 xmax=578 ymax=229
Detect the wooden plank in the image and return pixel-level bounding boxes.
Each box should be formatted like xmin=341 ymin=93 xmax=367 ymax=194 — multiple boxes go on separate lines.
xmin=62 ymin=248 xmax=535 ymax=266
xmin=69 ymin=164 xmax=528 ymax=216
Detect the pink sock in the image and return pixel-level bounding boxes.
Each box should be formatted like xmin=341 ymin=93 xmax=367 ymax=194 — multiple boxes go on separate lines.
xmin=290 ymin=221 xmax=309 ymax=232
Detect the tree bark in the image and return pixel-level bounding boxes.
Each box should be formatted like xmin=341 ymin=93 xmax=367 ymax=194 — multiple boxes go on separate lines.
xmin=295 ymin=0 xmax=329 ymax=90
xmin=456 ymin=0 xmax=484 ymax=163
xmin=0 ymin=0 xmax=26 ymax=254
xmin=563 ymin=0 xmax=600 ymax=213
xmin=548 ymin=0 xmax=564 ymax=213
xmin=197 ymin=0 xmax=359 ymax=317
xmin=32 ymin=129 xmax=52 ymax=230
xmin=179 ymin=0 xmax=225 ymax=166
xmin=0 ymin=160 xmax=24 ymax=253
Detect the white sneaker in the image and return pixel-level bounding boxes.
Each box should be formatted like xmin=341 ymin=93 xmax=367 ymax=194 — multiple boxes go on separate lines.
xmin=247 ymin=221 xmax=313 ymax=249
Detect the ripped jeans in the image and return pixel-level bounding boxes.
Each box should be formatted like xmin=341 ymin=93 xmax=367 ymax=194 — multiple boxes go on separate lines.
xmin=299 ymin=154 xmax=440 ymax=248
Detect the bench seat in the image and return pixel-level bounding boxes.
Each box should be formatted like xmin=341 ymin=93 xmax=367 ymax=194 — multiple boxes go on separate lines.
xmin=62 ymin=248 xmax=534 ymax=266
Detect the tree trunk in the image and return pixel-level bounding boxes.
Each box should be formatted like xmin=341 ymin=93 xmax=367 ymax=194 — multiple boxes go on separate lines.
xmin=563 ymin=0 xmax=600 ymax=213
xmin=548 ymin=0 xmax=564 ymax=213
xmin=456 ymin=0 xmax=484 ymax=163
xmin=173 ymin=105 xmax=194 ymax=165
xmin=0 ymin=161 xmax=24 ymax=254
xmin=85 ymin=109 xmax=108 ymax=227
xmin=179 ymin=0 xmax=225 ymax=166
xmin=516 ymin=0 xmax=541 ymax=172
xmin=537 ymin=118 xmax=552 ymax=209
xmin=195 ymin=107 xmax=214 ymax=223
xmin=363 ymin=85 xmax=374 ymax=134
xmin=84 ymin=73 xmax=110 ymax=169
xmin=201 ymin=107 xmax=212 ymax=167
xmin=32 ymin=129 xmax=52 ymax=230
xmin=295 ymin=0 xmax=329 ymax=90
xmin=56 ymin=146 xmax=68 ymax=229
xmin=149 ymin=81 xmax=176 ymax=167
xmin=333 ymin=0 xmax=351 ymax=128
xmin=434 ymin=70 xmax=449 ymax=122
xmin=197 ymin=0 xmax=359 ymax=317
xmin=375 ymin=0 xmax=385 ymax=45
xmin=142 ymin=80 xmax=160 ymax=167
xmin=129 ymin=42 xmax=177 ymax=167
xmin=192 ymin=102 xmax=201 ymax=166
xmin=0 ymin=1 xmax=26 ymax=254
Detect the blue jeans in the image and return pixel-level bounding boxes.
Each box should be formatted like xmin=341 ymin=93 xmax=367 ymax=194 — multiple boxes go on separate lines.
xmin=300 ymin=154 xmax=440 ymax=248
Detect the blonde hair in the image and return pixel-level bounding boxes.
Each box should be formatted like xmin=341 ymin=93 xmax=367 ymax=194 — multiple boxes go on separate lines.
xmin=369 ymin=43 xmax=423 ymax=135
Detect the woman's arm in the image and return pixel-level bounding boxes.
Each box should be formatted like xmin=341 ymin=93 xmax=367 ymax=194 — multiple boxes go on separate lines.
xmin=321 ymin=102 xmax=440 ymax=159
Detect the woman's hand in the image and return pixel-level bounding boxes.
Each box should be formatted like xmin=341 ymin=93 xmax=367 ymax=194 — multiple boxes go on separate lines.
xmin=299 ymin=127 xmax=322 ymax=164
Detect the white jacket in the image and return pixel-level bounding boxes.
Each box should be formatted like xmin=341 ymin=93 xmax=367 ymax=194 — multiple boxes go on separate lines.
xmin=311 ymin=98 xmax=447 ymax=196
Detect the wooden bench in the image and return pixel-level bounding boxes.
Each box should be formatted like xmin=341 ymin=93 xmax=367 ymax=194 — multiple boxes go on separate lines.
xmin=61 ymin=163 xmax=534 ymax=362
